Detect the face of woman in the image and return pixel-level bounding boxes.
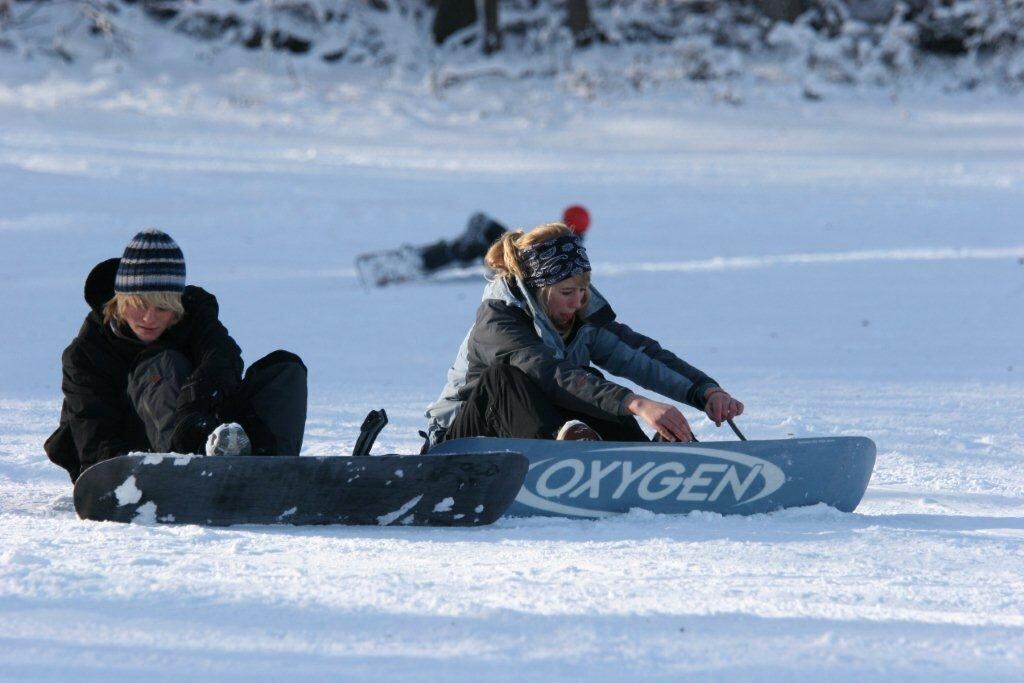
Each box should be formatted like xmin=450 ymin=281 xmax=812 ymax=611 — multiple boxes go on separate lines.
xmin=123 ymin=304 xmax=176 ymax=343
xmin=544 ymin=279 xmax=587 ymax=332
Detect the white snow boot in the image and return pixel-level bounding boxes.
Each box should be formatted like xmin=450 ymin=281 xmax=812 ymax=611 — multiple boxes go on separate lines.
xmin=206 ymin=422 xmax=253 ymax=457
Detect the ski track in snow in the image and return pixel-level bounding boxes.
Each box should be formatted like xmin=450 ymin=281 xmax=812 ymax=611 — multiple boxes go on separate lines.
xmin=7 ymin=245 xmax=1022 ymax=292
xmin=415 ymin=245 xmax=1024 ymax=287
xmin=0 ymin=70 xmax=1022 ymax=681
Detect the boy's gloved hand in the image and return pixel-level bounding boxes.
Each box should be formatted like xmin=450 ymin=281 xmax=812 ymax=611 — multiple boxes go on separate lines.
xmin=175 ymin=376 xmax=221 ymax=415
xmin=169 ymin=411 xmax=218 ymax=455
xmin=170 ymin=377 xmax=222 ymax=454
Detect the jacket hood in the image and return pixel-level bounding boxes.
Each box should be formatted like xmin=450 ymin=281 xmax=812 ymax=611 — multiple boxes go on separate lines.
xmin=482 ymin=276 xmax=616 ymax=326
xmin=84 ymin=258 xmax=120 ymax=312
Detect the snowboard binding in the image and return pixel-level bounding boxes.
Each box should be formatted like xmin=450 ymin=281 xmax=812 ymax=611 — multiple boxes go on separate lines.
xmin=352 ymin=408 xmax=388 ymax=456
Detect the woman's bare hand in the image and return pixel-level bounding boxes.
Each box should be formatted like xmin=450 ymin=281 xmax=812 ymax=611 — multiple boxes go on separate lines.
xmin=704 ymin=389 xmax=744 ymax=427
xmin=626 ymin=395 xmax=694 ymax=442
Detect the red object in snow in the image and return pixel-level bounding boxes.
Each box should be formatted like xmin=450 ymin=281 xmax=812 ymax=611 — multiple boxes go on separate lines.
xmin=562 ymin=205 xmax=591 ymax=235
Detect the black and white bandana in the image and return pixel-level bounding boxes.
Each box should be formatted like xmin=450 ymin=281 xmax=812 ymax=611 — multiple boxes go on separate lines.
xmin=520 ymin=234 xmax=591 ymax=289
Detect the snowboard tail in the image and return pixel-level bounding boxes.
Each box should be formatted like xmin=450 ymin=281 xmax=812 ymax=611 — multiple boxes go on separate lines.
xmin=355 ymin=246 xmax=425 ymax=288
xmin=429 ymin=437 xmax=875 ymax=518
xmin=74 ymin=452 xmax=528 ymax=527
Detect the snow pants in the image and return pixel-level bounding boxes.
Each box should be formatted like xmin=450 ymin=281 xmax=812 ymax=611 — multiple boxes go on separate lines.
xmin=445 ymin=365 xmax=649 ymax=442
xmin=128 ymin=349 xmax=308 ymax=456
xmin=419 ymin=214 xmax=507 ymax=273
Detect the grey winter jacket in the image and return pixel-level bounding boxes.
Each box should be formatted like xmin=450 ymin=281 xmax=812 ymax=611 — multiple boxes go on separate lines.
xmin=425 ymin=276 xmax=719 ymax=442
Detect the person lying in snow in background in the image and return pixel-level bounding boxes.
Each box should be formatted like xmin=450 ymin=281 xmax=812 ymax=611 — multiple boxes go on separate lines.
xmin=356 ymin=205 xmax=590 ymax=287
xmin=45 ymin=229 xmax=308 ymax=483
xmin=419 ymin=204 xmax=591 ymax=275
xmin=424 ymin=221 xmax=743 ymax=449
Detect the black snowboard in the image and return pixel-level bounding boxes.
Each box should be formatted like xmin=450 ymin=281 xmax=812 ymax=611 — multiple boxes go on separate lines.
xmin=73 ymin=452 xmax=528 ymax=527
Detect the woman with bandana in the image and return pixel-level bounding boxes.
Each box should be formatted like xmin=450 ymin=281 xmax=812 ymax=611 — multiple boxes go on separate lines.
xmin=424 ymin=222 xmax=743 ymax=447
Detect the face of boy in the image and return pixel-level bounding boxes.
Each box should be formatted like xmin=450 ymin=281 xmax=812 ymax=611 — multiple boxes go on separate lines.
xmin=545 ymin=278 xmax=587 ymax=332
xmin=123 ymin=303 xmax=175 ymax=343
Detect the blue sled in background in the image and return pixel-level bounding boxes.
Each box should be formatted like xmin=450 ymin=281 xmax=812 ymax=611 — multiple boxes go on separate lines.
xmin=429 ymin=437 xmax=876 ymax=518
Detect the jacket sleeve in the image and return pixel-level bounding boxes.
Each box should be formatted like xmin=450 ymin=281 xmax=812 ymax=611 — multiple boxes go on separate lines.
xmin=469 ymin=301 xmax=633 ymax=421
xmin=61 ymin=339 xmax=134 ymax=469
xmin=588 ymin=320 xmax=718 ymax=410
xmin=181 ymin=287 xmax=244 ymax=398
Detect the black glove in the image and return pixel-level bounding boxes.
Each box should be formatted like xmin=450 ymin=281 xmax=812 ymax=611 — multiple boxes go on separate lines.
xmin=168 ymin=377 xmax=223 ymax=454
xmin=170 ymin=410 xmax=219 ymax=455
xmin=175 ymin=376 xmax=222 ymax=416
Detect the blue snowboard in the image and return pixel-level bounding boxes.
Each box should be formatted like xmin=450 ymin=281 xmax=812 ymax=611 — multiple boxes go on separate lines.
xmin=429 ymin=437 xmax=875 ymax=518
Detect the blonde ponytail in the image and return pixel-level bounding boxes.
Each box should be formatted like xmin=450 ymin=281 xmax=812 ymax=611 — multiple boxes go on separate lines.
xmin=484 ymin=230 xmax=526 ymax=279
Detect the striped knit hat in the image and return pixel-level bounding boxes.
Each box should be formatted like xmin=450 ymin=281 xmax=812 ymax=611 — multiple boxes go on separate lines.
xmin=114 ymin=229 xmax=186 ymax=294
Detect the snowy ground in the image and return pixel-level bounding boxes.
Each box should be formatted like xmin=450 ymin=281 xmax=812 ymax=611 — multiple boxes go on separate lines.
xmin=1 ymin=59 xmax=1023 ymax=681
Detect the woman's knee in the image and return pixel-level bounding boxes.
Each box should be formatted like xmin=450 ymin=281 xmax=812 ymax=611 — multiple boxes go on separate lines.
xmin=478 ymin=364 xmax=531 ymax=388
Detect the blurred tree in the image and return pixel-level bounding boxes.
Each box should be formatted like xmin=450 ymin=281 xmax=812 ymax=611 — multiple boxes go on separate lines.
xmin=483 ymin=0 xmax=500 ymax=53
xmin=431 ymin=0 xmax=476 ymax=45
xmin=847 ymin=0 xmax=896 ymax=23
xmin=433 ymin=0 xmax=596 ymax=53
xmin=761 ymin=0 xmax=809 ymax=22
xmin=567 ymin=0 xmax=596 ymax=46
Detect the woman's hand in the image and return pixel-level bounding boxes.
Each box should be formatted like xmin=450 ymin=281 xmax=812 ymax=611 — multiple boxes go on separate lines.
xmin=704 ymin=388 xmax=744 ymax=427
xmin=626 ymin=395 xmax=694 ymax=442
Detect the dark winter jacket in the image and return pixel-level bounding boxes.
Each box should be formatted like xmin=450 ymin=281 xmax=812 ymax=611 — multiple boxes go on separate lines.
xmin=44 ymin=258 xmax=243 ymax=481
xmin=425 ymin=275 xmax=719 ymax=442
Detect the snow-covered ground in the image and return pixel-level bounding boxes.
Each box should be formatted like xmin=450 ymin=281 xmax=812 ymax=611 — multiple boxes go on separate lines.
xmin=1 ymin=56 xmax=1022 ymax=680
